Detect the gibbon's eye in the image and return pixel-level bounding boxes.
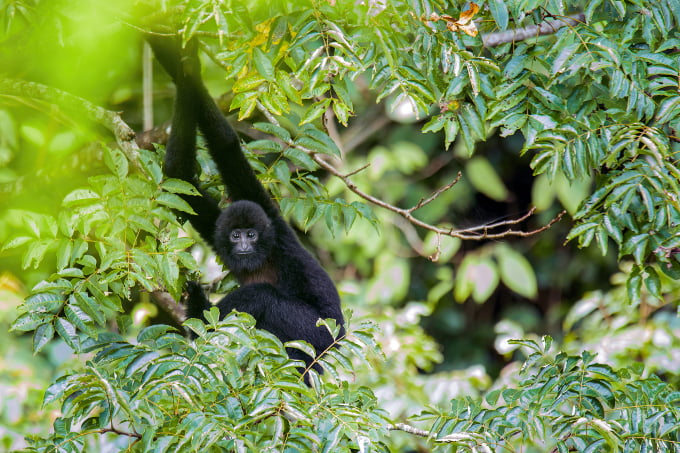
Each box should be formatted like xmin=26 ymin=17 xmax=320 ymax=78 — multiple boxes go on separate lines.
xmin=231 ymin=231 xmax=240 ymax=240
xmin=247 ymin=230 xmax=257 ymax=239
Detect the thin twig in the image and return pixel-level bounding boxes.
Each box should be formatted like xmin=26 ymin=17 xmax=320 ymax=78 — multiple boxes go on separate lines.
xmin=456 ymin=207 xmax=538 ymax=234
xmin=289 ymin=138 xmax=565 ymax=240
xmin=342 ymin=163 xmax=371 ymax=178
xmin=100 ymin=426 xmax=142 ymax=439
xmin=407 ymin=172 xmax=462 ymax=213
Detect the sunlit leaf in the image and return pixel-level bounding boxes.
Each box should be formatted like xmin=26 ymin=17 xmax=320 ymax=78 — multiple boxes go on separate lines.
xmin=466 ymin=156 xmax=509 ymax=201
xmin=497 ymin=246 xmax=537 ymax=299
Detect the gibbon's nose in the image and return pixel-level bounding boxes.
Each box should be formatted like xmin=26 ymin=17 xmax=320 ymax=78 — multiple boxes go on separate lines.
xmin=234 ymin=238 xmax=253 ymax=254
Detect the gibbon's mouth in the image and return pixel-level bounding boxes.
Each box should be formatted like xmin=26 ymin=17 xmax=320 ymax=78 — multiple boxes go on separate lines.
xmin=235 ymin=251 xmax=254 ymax=255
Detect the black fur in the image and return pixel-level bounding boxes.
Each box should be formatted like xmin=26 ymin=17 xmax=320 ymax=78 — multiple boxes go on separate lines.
xmin=148 ymin=36 xmax=344 ymax=372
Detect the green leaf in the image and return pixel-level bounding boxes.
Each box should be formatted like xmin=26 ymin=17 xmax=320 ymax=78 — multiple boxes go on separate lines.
xmin=104 ymin=147 xmax=129 ymax=179
xmin=246 ymin=142 xmax=282 ymax=158
xmin=284 ymin=148 xmax=318 ymax=170
xmin=33 ymin=321 xmax=55 ymax=353
xmin=644 ymin=266 xmax=661 ymax=299
xmin=303 ymin=126 xmax=341 ymax=157
xmin=602 ymin=215 xmax=623 ymax=244
xmin=161 ymin=179 xmax=200 ymax=196
xmin=56 ymin=240 xmax=73 ymax=270
xmin=454 ymin=255 xmax=475 ymax=302
xmin=566 ymin=222 xmax=599 ymax=243
xmin=552 ymin=43 xmax=580 ymax=75
xmin=497 ymin=245 xmax=537 ymax=299
xmin=332 ymin=98 xmax=352 ymax=125
xmin=286 ymin=341 xmax=316 ymax=361
xmin=74 ymin=292 xmax=106 ymax=326
xmin=341 ymin=203 xmax=357 ymax=232
xmin=2 ymin=236 xmax=32 ymax=251
xmin=156 ymin=193 xmax=196 ymax=215
xmin=466 ymin=157 xmax=509 ymax=201
xmin=503 ymin=54 xmax=528 ymax=79
xmin=55 ymin=318 xmax=79 ymax=350
xmin=252 ymin=47 xmax=276 ymax=82
xmin=655 ymin=96 xmax=680 ymax=124
xmin=628 ymin=233 xmax=649 ymax=265
xmin=253 ymin=122 xmax=291 ymax=142
xmin=43 ymin=375 xmax=74 ymax=406
xmin=471 ymin=257 xmax=499 ymax=303
xmin=62 ymin=189 xmax=100 ymax=207
xmin=444 ymin=116 xmax=459 ymax=149
xmin=259 ymin=91 xmax=286 ymax=115
xmin=273 ymin=160 xmax=291 ymax=187
xmin=125 ymin=351 xmax=160 ymax=377
xmin=57 ymin=267 xmax=84 ymax=278
xmin=232 ymin=74 xmax=266 ymax=93
xmin=627 ymin=267 xmax=642 ymax=304
xmin=20 ymin=125 xmax=45 ymax=146
xmin=276 ymin=70 xmax=303 ymax=105
xmin=22 ymin=240 xmax=52 ymax=269
xmin=299 ymin=98 xmax=332 ymax=126
xmin=25 ymin=291 xmax=64 ymax=313
xmin=65 ymin=305 xmax=95 ymax=336
xmin=488 ymin=0 xmax=509 ymax=30
xmin=129 ymin=215 xmax=158 ymax=234
xmin=422 ymin=114 xmax=447 ymax=134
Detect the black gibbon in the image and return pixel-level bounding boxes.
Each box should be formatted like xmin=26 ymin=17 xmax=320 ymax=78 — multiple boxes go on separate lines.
xmin=148 ymin=36 xmax=344 ymax=373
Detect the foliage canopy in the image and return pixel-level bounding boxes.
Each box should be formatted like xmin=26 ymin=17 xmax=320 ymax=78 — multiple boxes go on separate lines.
xmin=0 ymin=0 xmax=678 ymax=451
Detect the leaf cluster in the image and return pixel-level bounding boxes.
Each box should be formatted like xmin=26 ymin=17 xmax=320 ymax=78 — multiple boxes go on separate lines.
xmin=412 ymin=338 xmax=680 ymax=452
xmin=6 ymin=147 xmax=198 ymax=352
xmin=22 ymin=314 xmax=390 ymax=453
xmin=136 ymin=0 xmax=680 ymax=299
xmin=243 ymin=122 xmax=377 ymax=233
xmin=3 ymin=1 xmax=680 ymax=451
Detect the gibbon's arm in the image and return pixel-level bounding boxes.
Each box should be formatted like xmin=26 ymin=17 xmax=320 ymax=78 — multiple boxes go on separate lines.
xmin=165 ymin=89 xmax=223 ymax=242
xmin=149 ymin=34 xmax=278 ymax=217
xmin=190 ymin=75 xmax=279 ymax=217
xmin=148 ymin=36 xmax=222 ymax=242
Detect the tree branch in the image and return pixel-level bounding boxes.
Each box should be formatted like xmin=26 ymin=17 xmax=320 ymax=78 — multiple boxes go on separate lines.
xmin=482 ymin=13 xmax=586 ymax=47
xmin=99 ymin=425 xmax=142 ymax=439
xmin=407 ymin=172 xmax=462 ymax=213
xmin=389 ymin=422 xmax=496 ymax=445
xmin=388 ymin=422 xmax=432 ymax=437
xmin=1 ymin=74 xmax=562 ymax=247
xmin=288 ymin=137 xmax=565 ymax=240
xmin=150 ymin=290 xmax=186 ymax=325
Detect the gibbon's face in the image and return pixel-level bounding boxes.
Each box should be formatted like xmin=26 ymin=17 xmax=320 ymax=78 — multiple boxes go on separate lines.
xmin=214 ymin=200 xmax=275 ymax=273
xmin=229 ymin=228 xmax=259 ymax=255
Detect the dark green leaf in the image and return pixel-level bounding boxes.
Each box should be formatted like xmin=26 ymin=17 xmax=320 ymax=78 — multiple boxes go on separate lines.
xmin=252 ymin=47 xmax=276 ymax=82
xmin=644 ymin=266 xmax=661 ymax=299
xmin=33 ymin=322 xmax=55 ymax=353
xmin=156 ymin=193 xmax=196 ymax=215
xmin=11 ymin=312 xmax=50 ymax=332
xmin=488 ymin=0 xmax=509 ymax=30
xmin=161 ymin=179 xmax=200 ymax=196
xmin=55 ymin=318 xmax=79 ymax=350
